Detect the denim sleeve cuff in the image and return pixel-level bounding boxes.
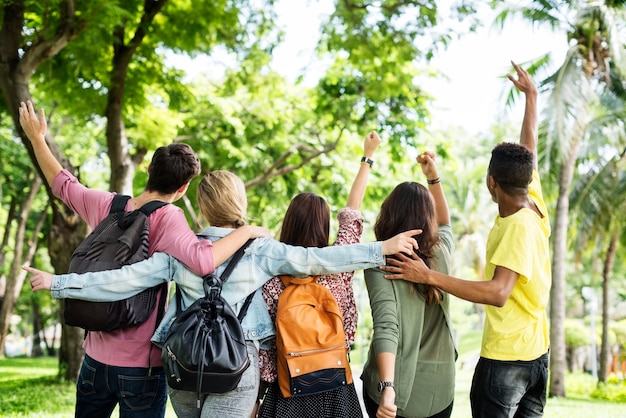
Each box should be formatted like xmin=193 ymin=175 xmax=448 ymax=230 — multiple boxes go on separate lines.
xmin=50 ymin=274 xmax=83 ymax=299
xmin=372 ymin=242 xmax=384 ymax=265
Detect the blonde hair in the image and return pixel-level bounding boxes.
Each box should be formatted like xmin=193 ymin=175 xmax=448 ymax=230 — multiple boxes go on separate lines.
xmin=197 ymin=170 xmax=248 ymax=227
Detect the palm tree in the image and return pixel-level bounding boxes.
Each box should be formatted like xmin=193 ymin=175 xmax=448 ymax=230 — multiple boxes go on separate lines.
xmin=494 ymin=0 xmax=626 ymax=396
xmin=570 ymin=140 xmax=626 ymax=382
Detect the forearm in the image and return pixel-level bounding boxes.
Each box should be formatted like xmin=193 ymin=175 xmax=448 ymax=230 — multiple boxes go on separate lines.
xmin=30 ymin=136 xmax=64 ymax=186
xmin=428 ymin=181 xmax=450 ymax=225
xmin=50 ymin=253 xmax=173 ymax=301
xmin=346 ymin=163 xmax=371 ymax=209
xmin=212 ymin=227 xmax=254 ymax=266
xmin=376 ymin=351 xmax=395 ymax=382
xmin=520 ymin=91 xmax=538 ymax=169
xmin=425 ymin=269 xmax=505 ymax=306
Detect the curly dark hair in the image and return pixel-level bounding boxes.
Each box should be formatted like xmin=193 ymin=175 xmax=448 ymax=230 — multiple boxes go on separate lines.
xmin=488 ymin=142 xmax=533 ymax=195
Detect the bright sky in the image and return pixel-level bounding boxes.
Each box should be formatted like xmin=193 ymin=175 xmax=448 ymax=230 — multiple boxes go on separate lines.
xmin=271 ymin=0 xmax=569 ymax=135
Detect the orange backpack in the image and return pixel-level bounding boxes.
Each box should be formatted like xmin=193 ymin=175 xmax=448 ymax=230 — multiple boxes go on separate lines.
xmin=275 ymin=275 xmax=353 ymax=398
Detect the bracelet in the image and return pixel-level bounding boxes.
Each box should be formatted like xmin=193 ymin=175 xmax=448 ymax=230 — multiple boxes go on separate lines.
xmin=361 ymin=156 xmax=374 ymax=167
xmin=427 ymin=177 xmax=440 ymax=185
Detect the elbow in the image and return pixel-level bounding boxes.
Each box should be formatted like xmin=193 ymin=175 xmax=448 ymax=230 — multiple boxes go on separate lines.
xmin=490 ymin=289 xmax=510 ymax=307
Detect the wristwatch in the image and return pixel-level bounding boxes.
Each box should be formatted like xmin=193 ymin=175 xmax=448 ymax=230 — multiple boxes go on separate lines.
xmin=378 ymin=381 xmax=394 ymax=392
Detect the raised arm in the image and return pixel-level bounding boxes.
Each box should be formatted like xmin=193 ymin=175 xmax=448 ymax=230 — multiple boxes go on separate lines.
xmin=507 ymin=61 xmax=538 ymax=169
xmin=346 ymin=131 xmax=381 ymax=209
xmin=417 ymin=151 xmax=450 ymax=226
xmin=18 ymin=101 xmax=64 ymax=185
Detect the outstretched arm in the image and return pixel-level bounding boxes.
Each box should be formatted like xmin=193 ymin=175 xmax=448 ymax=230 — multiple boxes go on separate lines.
xmin=507 ymin=61 xmax=538 ymax=169
xmin=211 ymin=225 xmax=270 ymax=266
xmin=417 ymin=151 xmax=450 ymax=225
xmin=346 ymin=131 xmax=381 ymax=209
xmin=381 ymin=252 xmax=518 ymax=307
xmin=18 ymin=101 xmax=64 ymax=186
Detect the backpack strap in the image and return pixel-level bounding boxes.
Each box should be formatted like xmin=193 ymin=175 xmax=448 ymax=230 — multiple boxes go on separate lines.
xmin=175 ymin=238 xmax=255 ymax=316
xmin=110 ymin=194 xmax=131 ymax=214
xmin=218 ymin=239 xmax=253 ymax=285
xmin=139 ymin=200 xmax=169 ymax=216
xmin=237 ymin=292 xmax=255 ymax=322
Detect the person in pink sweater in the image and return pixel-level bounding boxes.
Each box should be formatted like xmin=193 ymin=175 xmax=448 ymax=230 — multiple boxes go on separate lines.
xmin=19 ymin=100 xmax=267 ymax=418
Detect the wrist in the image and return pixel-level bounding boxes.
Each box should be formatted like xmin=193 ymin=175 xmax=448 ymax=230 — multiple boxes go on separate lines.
xmin=427 ymin=177 xmax=440 ymax=185
xmin=361 ymin=156 xmax=374 ymax=167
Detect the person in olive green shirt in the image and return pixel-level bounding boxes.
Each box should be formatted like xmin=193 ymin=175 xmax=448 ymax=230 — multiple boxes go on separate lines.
xmin=361 ymin=150 xmax=456 ymax=418
xmin=382 ymin=62 xmax=551 ymax=418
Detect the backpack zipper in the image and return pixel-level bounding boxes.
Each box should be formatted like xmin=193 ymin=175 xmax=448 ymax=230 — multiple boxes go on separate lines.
xmin=285 ymin=343 xmax=344 ymax=357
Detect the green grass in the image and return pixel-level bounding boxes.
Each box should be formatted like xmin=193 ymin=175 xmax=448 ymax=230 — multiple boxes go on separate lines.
xmin=1 ymin=349 xmax=625 ymax=417
xmin=0 ymin=356 xmax=176 ymax=418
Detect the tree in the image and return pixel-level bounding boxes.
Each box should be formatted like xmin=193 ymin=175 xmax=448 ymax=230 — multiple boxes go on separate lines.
xmin=569 ymin=144 xmax=626 ymax=382
xmin=0 ymin=0 xmax=277 ymax=380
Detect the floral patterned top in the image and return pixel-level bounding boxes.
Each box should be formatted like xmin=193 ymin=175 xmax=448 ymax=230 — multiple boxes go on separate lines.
xmin=258 ymin=207 xmax=364 ymax=383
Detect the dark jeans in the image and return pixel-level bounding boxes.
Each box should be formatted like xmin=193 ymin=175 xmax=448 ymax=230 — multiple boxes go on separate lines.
xmin=74 ymin=354 xmax=167 ymax=418
xmin=363 ymin=389 xmax=453 ymax=418
xmin=470 ymin=352 xmax=549 ymax=418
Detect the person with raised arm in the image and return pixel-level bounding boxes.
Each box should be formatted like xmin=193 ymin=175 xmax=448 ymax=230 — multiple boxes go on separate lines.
xmin=381 ymin=62 xmax=551 ymax=418
xmin=19 ymin=101 xmax=267 ymax=418
xmin=257 ymin=131 xmax=382 ymax=418
xmin=361 ymin=150 xmax=456 ymax=418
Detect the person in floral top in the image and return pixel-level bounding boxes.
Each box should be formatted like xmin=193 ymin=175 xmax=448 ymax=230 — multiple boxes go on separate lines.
xmin=257 ymin=132 xmax=381 ymax=418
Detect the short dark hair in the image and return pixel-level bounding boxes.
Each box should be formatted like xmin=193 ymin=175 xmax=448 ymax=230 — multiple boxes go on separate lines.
xmin=374 ymin=182 xmax=442 ymax=304
xmin=488 ymin=142 xmax=533 ymax=195
xmin=145 ymin=143 xmax=201 ymax=194
xmin=279 ymin=192 xmax=330 ymax=248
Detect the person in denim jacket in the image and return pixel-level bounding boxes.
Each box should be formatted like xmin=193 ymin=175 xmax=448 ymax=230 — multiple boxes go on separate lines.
xmin=26 ymin=170 xmax=419 ymax=418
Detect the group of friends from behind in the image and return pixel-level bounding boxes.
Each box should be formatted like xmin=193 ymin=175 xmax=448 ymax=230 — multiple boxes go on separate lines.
xmin=21 ymin=60 xmax=550 ymax=418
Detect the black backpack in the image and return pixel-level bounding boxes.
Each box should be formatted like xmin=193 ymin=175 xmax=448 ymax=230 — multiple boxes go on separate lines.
xmin=64 ymin=194 xmax=168 ymax=331
xmin=162 ymin=240 xmax=254 ymax=402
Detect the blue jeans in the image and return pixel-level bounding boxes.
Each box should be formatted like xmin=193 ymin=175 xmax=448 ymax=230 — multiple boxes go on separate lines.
xmin=75 ymin=354 xmax=167 ymax=418
xmin=470 ymin=352 xmax=549 ymax=418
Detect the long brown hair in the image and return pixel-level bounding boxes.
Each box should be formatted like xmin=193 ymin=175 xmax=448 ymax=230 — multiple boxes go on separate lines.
xmin=279 ymin=192 xmax=330 ymax=248
xmin=374 ymin=182 xmax=443 ymax=304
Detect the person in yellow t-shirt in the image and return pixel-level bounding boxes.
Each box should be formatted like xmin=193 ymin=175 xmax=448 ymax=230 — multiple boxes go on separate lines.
xmin=380 ymin=61 xmax=551 ymax=418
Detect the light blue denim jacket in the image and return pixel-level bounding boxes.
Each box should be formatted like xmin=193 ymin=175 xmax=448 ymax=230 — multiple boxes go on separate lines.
xmin=50 ymin=226 xmax=385 ymax=347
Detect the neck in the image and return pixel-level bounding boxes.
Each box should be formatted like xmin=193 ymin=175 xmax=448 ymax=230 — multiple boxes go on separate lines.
xmin=497 ymin=194 xmax=531 ymax=217
xmin=131 ymin=190 xmax=177 ymax=208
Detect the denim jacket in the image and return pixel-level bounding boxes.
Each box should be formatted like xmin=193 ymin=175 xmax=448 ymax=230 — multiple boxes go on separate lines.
xmin=51 ymin=227 xmax=385 ymax=347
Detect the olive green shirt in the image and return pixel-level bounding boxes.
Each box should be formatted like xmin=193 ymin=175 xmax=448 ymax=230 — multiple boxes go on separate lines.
xmin=361 ymin=224 xmax=457 ymax=417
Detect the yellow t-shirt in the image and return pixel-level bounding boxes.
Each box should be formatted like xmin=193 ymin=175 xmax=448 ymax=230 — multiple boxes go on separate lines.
xmin=481 ymin=170 xmax=551 ymax=360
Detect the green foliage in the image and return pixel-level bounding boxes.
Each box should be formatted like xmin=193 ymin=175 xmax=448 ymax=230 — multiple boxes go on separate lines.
xmin=566 ymin=318 xmax=593 ymax=348
xmin=592 ymin=379 xmax=626 ymax=402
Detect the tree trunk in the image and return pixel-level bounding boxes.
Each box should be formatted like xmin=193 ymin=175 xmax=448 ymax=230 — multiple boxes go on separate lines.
xmin=599 ymin=232 xmax=618 ymax=383
xmin=549 ymin=145 xmax=579 ymax=397
xmin=0 ymin=0 xmax=90 ymax=381
xmin=105 ymin=0 xmax=168 ymax=193
xmin=0 ymin=173 xmax=42 ymax=355
xmin=31 ymin=302 xmax=44 ymax=358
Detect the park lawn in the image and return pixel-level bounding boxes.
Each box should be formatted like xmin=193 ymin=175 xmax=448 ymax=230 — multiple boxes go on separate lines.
xmin=0 ymin=356 xmax=176 ymax=418
xmin=1 ymin=348 xmax=625 ymax=417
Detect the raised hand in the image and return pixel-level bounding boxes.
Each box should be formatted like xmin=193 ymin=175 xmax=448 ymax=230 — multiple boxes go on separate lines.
xmin=507 ymin=61 xmax=537 ymax=96
xmin=18 ymin=101 xmax=47 ymax=143
xmin=416 ymin=151 xmax=438 ymax=180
